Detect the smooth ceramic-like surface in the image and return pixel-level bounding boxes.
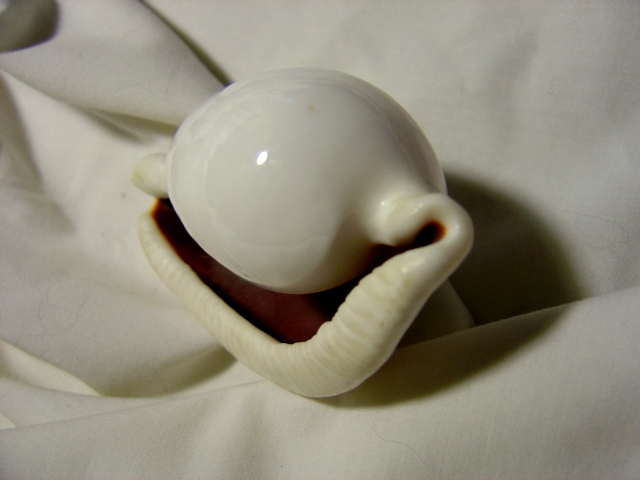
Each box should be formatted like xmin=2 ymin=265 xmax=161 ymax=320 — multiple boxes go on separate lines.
xmin=137 ymin=69 xmax=450 ymax=293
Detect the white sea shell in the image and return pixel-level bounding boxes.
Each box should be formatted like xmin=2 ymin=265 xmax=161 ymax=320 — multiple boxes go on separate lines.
xmin=133 ymin=69 xmax=474 ymax=396
xmin=135 ymin=69 xmax=450 ymax=294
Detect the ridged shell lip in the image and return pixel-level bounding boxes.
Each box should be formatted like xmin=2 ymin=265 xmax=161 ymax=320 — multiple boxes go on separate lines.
xmin=137 ymin=193 xmax=473 ymax=397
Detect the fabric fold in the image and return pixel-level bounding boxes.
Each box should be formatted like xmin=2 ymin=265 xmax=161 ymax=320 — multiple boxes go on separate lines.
xmin=0 ymin=1 xmax=638 ymax=478
xmin=0 ymin=0 xmax=222 ymax=125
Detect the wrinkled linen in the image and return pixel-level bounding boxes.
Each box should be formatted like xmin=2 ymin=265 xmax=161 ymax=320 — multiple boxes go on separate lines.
xmin=1 ymin=1 xmax=639 ymax=478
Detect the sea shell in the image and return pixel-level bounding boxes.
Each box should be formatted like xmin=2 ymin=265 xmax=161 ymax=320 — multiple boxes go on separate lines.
xmin=134 ymin=69 xmax=474 ymax=396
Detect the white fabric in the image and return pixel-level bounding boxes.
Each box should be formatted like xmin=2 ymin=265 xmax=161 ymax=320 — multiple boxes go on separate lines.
xmin=1 ymin=1 xmax=639 ymax=478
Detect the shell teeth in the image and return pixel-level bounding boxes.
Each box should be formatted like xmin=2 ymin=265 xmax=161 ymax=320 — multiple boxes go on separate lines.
xmin=137 ymin=199 xmax=472 ymax=397
xmin=132 ymin=153 xmax=168 ymax=198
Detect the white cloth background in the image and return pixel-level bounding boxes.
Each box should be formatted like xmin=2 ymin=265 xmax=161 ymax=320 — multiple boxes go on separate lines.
xmin=1 ymin=0 xmax=639 ymax=478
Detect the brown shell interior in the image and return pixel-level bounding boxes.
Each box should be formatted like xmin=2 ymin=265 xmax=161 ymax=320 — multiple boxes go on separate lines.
xmin=152 ymin=199 xmax=442 ymax=344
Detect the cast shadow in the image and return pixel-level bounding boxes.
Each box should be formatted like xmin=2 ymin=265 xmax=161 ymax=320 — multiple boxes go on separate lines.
xmin=79 ymin=108 xmax=178 ymax=142
xmin=106 ymin=345 xmax=236 ymax=397
xmin=319 ymin=172 xmax=581 ymax=407
xmin=324 ymin=304 xmax=566 ymax=408
xmin=142 ymin=1 xmax=233 ymax=87
xmin=446 ymin=173 xmax=582 ymax=324
xmin=0 ymin=0 xmax=58 ymax=53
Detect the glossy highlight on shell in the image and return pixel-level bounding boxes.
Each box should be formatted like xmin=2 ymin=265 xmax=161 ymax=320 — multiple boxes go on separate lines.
xmin=133 ymin=68 xmax=474 ymax=397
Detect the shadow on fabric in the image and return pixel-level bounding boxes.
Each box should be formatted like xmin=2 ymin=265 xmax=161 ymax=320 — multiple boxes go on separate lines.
xmin=319 ymin=172 xmax=580 ymax=407
xmin=106 ymin=345 xmax=237 ymax=397
xmin=323 ymin=305 xmax=566 ymax=408
xmin=0 ymin=0 xmax=58 ymax=53
xmin=447 ymin=172 xmax=582 ymax=325
xmin=142 ymin=0 xmax=233 ymax=87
